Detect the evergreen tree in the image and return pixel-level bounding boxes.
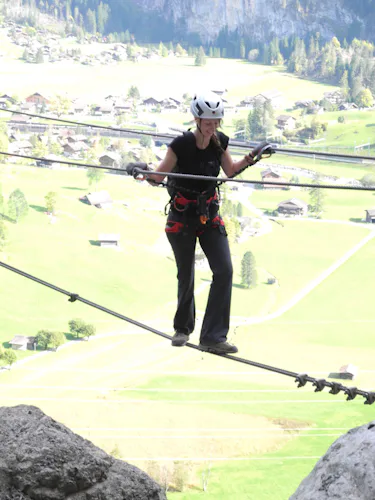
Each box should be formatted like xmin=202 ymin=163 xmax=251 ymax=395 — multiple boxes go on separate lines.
xmin=241 ymin=251 xmax=257 ymax=289
xmin=0 ymin=220 xmax=6 ymax=251
xmin=309 ymin=174 xmax=325 ymax=214
xmin=7 ymin=189 xmax=28 ymax=222
xmin=195 ymin=46 xmax=206 ymax=66
xmin=45 ymin=191 xmax=57 ymax=214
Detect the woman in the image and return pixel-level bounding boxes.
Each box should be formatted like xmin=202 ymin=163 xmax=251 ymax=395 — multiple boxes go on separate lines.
xmin=130 ymin=91 xmax=260 ymax=355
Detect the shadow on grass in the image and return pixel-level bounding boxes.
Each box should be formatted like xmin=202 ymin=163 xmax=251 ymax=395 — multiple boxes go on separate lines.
xmin=89 ymin=240 xmax=100 ymax=246
xmin=64 ymin=332 xmax=82 ymax=341
xmin=0 ymin=214 xmax=15 ymax=223
xmin=349 ymin=218 xmax=366 ymax=223
xmin=62 ymin=186 xmax=86 ymax=191
xmin=30 ymin=204 xmax=47 ymax=213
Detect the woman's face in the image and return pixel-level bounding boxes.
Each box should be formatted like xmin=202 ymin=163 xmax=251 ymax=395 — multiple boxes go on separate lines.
xmin=197 ymin=118 xmax=221 ymax=138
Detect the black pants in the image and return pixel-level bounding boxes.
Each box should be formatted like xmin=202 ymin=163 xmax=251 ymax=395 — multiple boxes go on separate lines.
xmin=166 ymin=212 xmax=233 ymax=344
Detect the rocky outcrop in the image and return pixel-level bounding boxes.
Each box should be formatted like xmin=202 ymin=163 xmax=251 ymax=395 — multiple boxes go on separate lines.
xmin=290 ymin=421 xmax=375 ymax=500
xmin=0 ymin=405 xmax=166 ymax=500
xmin=132 ymin=0 xmax=361 ymax=44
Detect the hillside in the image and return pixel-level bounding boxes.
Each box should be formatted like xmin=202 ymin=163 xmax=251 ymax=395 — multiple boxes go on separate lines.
xmin=2 ymin=0 xmax=375 ymax=46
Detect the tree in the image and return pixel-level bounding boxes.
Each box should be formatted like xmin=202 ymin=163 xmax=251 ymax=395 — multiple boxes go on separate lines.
xmin=7 ymin=189 xmax=29 ymax=222
xmin=50 ymin=95 xmax=71 ymax=117
xmin=241 ymin=251 xmax=257 ymax=289
xmin=127 ymin=85 xmax=140 ymax=101
xmin=87 ymin=167 xmax=104 ymax=187
xmin=0 ymin=132 xmax=9 ymax=162
xmin=45 ymin=191 xmax=57 ymax=214
xmin=140 ymin=135 xmax=152 ymax=148
xmin=69 ymin=318 xmax=86 ymax=338
xmin=0 ymin=220 xmax=7 ymax=251
xmin=35 ymin=48 xmax=44 ymax=63
xmin=309 ymin=175 xmax=325 ymax=214
xmin=195 ymin=46 xmax=206 ymax=66
xmin=355 ymin=88 xmax=374 ymax=108
xmin=49 ymin=331 xmax=66 ymax=350
xmin=360 ymin=173 xmax=375 ymax=187
xmin=3 ymin=349 xmax=17 ymax=368
xmin=69 ymin=318 xmax=96 ymax=340
xmin=36 ymin=330 xmax=53 ymax=350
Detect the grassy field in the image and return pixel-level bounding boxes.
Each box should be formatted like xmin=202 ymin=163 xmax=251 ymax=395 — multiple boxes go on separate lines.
xmin=0 ymin=234 xmax=374 ymax=499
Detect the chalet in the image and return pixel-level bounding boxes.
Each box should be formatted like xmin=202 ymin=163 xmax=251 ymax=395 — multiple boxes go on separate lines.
xmin=70 ymin=100 xmax=88 ymax=115
xmin=277 ymin=198 xmax=308 ymax=216
xmin=83 ymin=190 xmax=113 ymax=209
xmin=67 ymin=135 xmax=88 ymax=144
xmin=239 ymin=96 xmax=255 ymax=108
xmin=63 ymin=142 xmax=89 ymax=155
xmin=339 ymin=102 xmax=358 ymax=111
xmin=93 ymin=104 xmax=113 ymax=116
xmin=8 ymin=140 xmax=33 ymax=155
xmin=365 ymin=208 xmax=375 ymax=223
xmin=142 ymin=97 xmax=161 ymax=109
xmin=339 ymin=364 xmax=358 ymax=380
xmin=295 ymin=99 xmax=315 ymax=108
xmin=8 ymin=113 xmax=32 ymax=126
xmin=255 ymin=90 xmax=283 ymax=109
xmin=98 ymin=233 xmax=120 ymax=247
xmin=0 ymin=98 xmax=8 ymax=109
xmin=261 ymin=167 xmax=286 ymax=188
xmin=276 ymin=115 xmax=296 ymax=130
xmin=114 ymin=99 xmax=132 ymax=114
xmin=26 ymin=92 xmax=51 ymax=106
xmin=0 ymin=94 xmax=16 ymax=104
xmin=323 ymin=90 xmax=344 ymax=105
xmin=99 ymin=153 xmax=120 ymax=167
xmin=9 ymin=335 xmax=36 ymax=351
xmin=37 ymin=154 xmax=64 ymax=168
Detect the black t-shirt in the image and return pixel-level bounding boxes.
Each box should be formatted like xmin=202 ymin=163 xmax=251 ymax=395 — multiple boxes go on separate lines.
xmin=168 ymin=131 xmax=229 ymax=198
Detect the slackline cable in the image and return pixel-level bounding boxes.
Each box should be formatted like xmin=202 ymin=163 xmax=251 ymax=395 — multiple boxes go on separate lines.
xmin=1 ymin=107 xmax=375 ymax=162
xmin=1 ymin=151 xmax=375 ymax=191
xmin=0 ymin=260 xmax=374 ymax=405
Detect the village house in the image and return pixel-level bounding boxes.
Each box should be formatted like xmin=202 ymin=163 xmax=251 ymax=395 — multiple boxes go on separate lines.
xmin=67 ymin=135 xmax=88 ymax=144
xmin=8 ymin=113 xmax=32 ymax=127
xmin=323 ymin=90 xmax=344 ymax=105
xmin=276 ymin=115 xmax=297 ymax=130
xmin=99 ymin=152 xmax=120 ymax=167
xmin=254 ymin=90 xmax=283 ymax=109
xmin=26 ymin=92 xmax=51 ymax=106
xmin=63 ymin=141 xmax=89 ymax=156
xmin=339 ymin=102 xmax=358 ymax=111
xmin=98 ymin=233 xmax=120 ymax=248
xmin=142 ymin=97 xmax=162 ymax=110
xmin=277 ymin=198 xmax=308 ymax=216
xmin=9 ymin=335 xmax=36 ymax=351
xmin=8 ymin=140 xmax=33 ymax=155
xmin=93 ymin=103 xmax=113 ymax=116
xmin=365 ymin=208 xmax=375 ymax=223
xmin=82 ymin=190 xmax=113 ymax=209
xmin=261 ymin=167 xmax=286 ymax=188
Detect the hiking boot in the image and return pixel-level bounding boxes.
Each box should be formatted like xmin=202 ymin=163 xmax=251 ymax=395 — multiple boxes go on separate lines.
xmin=198 ymin=341 xmax=238 ymax=355
xmin=171 ymin=331 xmax=189 ymax=347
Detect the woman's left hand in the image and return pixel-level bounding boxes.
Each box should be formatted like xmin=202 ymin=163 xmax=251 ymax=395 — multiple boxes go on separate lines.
xmin=244 ymin=153 xmax=254 ymax=166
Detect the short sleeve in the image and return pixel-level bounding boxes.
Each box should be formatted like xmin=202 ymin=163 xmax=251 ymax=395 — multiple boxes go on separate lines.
xmin=169 ymin=133 xmax=193 ymax=158
xmin=218 ymin=131 xmax=229 ymax=151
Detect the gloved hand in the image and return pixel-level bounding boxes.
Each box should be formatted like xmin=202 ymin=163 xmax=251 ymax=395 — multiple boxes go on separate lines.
xmin=125 ymin=162 xmax=151 ymax=178
xmin=251 ymin=141 xmax=275 ymax=162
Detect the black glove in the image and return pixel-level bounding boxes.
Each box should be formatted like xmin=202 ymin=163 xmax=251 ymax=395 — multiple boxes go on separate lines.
xmin=251 ymin=142 xmax=275 ymax=162
xmin=125 ymin=162 xmax=151 ymax=178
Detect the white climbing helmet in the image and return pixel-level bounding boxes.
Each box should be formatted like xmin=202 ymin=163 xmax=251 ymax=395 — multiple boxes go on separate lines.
xmin=190 ymin=91 xmax=224 ymax=119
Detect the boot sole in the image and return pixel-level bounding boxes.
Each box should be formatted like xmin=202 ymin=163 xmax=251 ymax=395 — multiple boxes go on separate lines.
xmin=198 ymin=344 xmax=238 ymax=355
xmin=171 ymin=341 xmax=188 ymax=347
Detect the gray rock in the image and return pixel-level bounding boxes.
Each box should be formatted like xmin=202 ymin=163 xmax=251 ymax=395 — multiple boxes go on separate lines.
xmin=0 ymin=405 xmax=166 ymax=500
xmin=290 ymin=421 xmax=375 ymax=500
